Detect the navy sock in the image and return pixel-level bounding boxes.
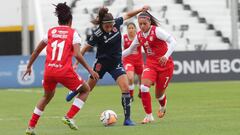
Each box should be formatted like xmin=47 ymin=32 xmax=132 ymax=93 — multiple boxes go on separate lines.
xmin=121 ymin=93 xmax=131 ymax=120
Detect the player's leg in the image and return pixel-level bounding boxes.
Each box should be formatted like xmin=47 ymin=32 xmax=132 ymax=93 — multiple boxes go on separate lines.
xmin=66 ymin=61 xmax=104 ymax=102
xmin=109 ymin=65 xmax=135 ymax=126
xmin=61 ymin=74 xmax=91 ymax=130
xmin=64 ymin=77 xmax=98 ymax=119
xmin=155 ymin=67 xmax=173 ymax=118
xmin=140 ymin=67 xmax=156 ymax=124
xmin=26 ymin=77 xmax=57 ymax=135
xmin=115 ymin=74 xmax=136 ymax=126
xmin=135 ymin=64 xmax=143 ymax=98
xmin=124 ymin=64 xmax=135 ymax=101
xmin=137 ymin=74 xmax=142 ymax=98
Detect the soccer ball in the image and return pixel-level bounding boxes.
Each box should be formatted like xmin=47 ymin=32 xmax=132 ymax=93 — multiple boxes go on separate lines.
xmin=100 ymin=110 xmax=117 ymax=126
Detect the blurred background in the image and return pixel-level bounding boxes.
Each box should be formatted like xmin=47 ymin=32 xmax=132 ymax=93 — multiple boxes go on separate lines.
xmin=0 ymin=0 xmax=239 ymax=88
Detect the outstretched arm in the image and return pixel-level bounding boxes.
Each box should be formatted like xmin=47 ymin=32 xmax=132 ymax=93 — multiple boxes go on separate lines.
xmin=123 ymin=5 xmax=149 ymax=21
xmin=22 ymin=40 xmax=47 ymax=79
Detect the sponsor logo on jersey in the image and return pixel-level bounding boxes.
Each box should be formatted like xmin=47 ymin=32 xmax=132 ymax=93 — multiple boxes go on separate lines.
xmin=104 ymin=36 xmax=107 ymax=40
xmin=51 ymin=29 xmax=57 ymax=34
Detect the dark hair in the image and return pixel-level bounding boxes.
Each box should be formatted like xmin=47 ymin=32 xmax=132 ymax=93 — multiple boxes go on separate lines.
xmin=138 ymin=11 xmax=160 ymax=26
xmin=91 ymin=7 xmax=114 ymax=25
xmin=53 ymin=2 xmax=72 ymax=25
xmin=127 ymin=22 xmax=136 ymax=28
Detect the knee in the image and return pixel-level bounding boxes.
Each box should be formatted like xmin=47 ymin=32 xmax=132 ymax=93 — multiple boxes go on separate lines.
xmin=81 ymin=83 xmax=91 ymax=93
xmin=140 ymin=84 xmax=150 ymax=92
xmin=128 ymin=76 xmax=134 ymax=84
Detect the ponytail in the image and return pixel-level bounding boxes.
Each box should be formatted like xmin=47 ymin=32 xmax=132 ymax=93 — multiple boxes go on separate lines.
xmin=91 ymin=7 xmax=114 ymax=25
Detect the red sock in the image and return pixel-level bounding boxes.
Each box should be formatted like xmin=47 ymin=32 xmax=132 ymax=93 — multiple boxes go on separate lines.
xmin=29 ymin=113 xmax=40 ymax=128
xmin=141 ymin=92 xmax=152 ymax=114
xmin=159 ymin=95 xmax=167 ymax=107
xmin=66 ymin=105 xmax=80 ymax=119
xmin=129 ymin=90 xmax=134 ymax=97
xmin=66 ymin=98 xmax=84 ymax=119
xmin=28 ymin=107 xmax=43 ymax=128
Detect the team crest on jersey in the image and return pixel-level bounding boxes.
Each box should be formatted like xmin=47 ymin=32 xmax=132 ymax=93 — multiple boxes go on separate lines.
xmin=125 ymin=38 xmax=128 ymax=42
xmin=149 ymin=36 xmax=153 ymax=41
xmin=95 ymin=63 xmax=102 ymax=71
xmin=17 ymin=60 xmax=35 ymax=85
xmin=113 ymin=27 xmax=117 ymax=32
xmin=51 ymin=29 xmax=57 ymax=34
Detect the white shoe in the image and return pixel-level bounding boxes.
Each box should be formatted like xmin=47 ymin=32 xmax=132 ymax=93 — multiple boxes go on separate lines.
xmin=141 ymin=114 xmax=154 ymax=124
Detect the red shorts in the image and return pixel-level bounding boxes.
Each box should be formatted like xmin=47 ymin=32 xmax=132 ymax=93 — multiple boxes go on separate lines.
xmin=42 ymin=72 xmax=84 ymax=91
xmin=141 ymin=65 xmax=174 ymax=90
xmin=123 ymin=62 xmax=143 ymax=75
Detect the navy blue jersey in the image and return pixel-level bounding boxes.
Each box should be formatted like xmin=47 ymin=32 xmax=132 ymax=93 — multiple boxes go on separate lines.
xmin=88 ymin=17 xmax=123 ymax=64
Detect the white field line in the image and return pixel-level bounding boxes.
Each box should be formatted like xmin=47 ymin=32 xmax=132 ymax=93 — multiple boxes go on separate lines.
xmin=5 ymin=89 xmax=43 ymax=93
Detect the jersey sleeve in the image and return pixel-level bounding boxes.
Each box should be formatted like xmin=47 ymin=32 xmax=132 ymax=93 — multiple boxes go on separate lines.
xmin=72 ymin=31 xmax=82 ymax=45
xmin=42 ymin=34 xmax=48 ymax=44
xmin=122 ymin=36 xmax=140 ymax=57
xmin=155 ymin=27 xmax=177 ymax=58
xmin=115 ymin=17 xmax=124 ymax=27
xmin=87 ymin=34 xmax=97 ymax=47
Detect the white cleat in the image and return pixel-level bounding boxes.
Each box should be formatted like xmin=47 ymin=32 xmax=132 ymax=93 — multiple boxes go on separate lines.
xmin=141 ymin=114 xmax=154 ymax=124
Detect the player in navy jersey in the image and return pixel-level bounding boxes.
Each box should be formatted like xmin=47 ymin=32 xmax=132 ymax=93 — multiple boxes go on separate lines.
xmin=67 ymin=6 xmax=149 ymax=126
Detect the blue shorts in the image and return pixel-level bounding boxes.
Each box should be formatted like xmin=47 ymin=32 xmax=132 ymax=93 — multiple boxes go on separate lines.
xmin=90 ymin=60 xmax=126 ymax=81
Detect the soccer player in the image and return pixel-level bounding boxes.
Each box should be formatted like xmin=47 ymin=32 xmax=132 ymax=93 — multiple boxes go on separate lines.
xmin=67 ymin=6 xmax=149 ymax=126
xmin=23 ymin=3 xmax=99 ymax=135
xmin=122 ymin=22 xmax=143 ymax=101
xmin=122 ymin=11 xmax=177 ymax=124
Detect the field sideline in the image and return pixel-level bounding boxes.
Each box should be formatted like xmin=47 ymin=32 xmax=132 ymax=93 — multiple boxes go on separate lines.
xmin=0 ymin=81 xmax=240 ymax=135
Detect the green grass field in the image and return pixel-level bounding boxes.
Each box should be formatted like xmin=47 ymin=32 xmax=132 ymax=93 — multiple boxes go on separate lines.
xmin=0 ymin=81 xmax=240 ymax=135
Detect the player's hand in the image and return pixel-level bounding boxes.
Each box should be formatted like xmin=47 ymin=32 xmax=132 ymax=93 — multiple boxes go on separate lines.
xmin=22 ymin=67 xmax=32 ymax=80
xmin=159 ymin=56 xmax=168 ymax=67
xmin=90 ymin=70 xmax=99 ymax=80
xmin=142 ymin=5 xmax=150 ymax=12
xmin=73 ymin=63 xmax=78 ymax=70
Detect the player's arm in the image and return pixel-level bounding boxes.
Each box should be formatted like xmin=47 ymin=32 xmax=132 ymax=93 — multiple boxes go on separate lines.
xmin=73 ymin=43 xmax=93 ymax=69
xmin=122 ymin=36 xmax=140 ymax=57
xmin=123 ymin=5 xmax=149 ymax=21
xmin=156 ymin=27 xmax=177 ymax=66
xmin=73 ymin=43 xmax=99 ymax=80
xmin=22 ymin=40 xmax=47 ymax=79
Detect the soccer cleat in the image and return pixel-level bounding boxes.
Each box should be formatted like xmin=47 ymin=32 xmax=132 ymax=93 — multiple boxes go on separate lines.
xmin=62 ymin=116 xmax=78 ymax=130
xmin=66 ymin=91 xmax=78 ymax=102
xmin=141 ymin=114 xmax=154 ymax=124
xmin=157 ymin=106 xmax=166 ymax=118
xmin=123 ymin=118 xmax=135 ymax=126
xmin=25 ymin=127 xmax=36 ymax=135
